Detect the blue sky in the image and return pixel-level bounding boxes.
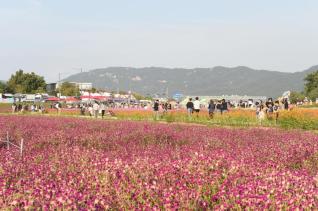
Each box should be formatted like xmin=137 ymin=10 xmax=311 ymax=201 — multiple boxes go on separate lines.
xmin=1 ymin=0 xmax=318 ymax=82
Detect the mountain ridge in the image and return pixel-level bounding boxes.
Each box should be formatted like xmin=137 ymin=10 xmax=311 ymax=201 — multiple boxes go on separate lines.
xmin=63 ymin=65 xmax=318 ymax=97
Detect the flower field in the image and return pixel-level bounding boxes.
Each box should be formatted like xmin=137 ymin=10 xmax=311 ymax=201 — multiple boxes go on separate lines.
xmin=113 ymin=108 xmax=318 ymax=129
xmin=1 ymin=116 xmax=318 ymax=209
xmin=4 ymin=102 xmax=318 ymax=130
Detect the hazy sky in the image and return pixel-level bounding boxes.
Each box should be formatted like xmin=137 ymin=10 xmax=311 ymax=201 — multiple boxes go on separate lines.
xmin=1 ymin=0 xmax=318 ymax=82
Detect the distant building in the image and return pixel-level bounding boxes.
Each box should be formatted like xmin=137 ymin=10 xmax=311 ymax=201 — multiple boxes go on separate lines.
xmin=49 ymin=82 xmax=93 ymax=92
xmin=46 ymin=83 xmax=57 ymax=94
xmin=76 ymin=82 xmax=92 ymax=91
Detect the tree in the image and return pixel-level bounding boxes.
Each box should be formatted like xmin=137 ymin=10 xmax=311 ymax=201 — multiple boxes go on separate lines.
xmin=7 ymin=70 xmax=46 ymax=94
xmin=132 ymin=92 xmax=153 ymax=101
xmin=289 ymin=91 xmax=305 ymax=104
xmin=91 ymin=87 xmax=97 ymax=93
xmin=304 ymin=70 xmax=318 ymax=101
xmin=119 ymin=90 xmax=128 ymax=95
xmin=132 ymin=92 xmax=144 ymax=101
xmin=0 ymin=81 xmax=8 ymax=93
xmin=307 ymin=87 xmax=318 ymax=102
xmin=58 ymin=82 xmax=80 ymax=96
xmin=35 ymin=87 xmax=46 ymax=94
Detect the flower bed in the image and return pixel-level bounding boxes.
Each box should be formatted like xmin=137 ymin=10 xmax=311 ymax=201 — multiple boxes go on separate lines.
xmin=0 ymin=116 xmax=318 ymax=209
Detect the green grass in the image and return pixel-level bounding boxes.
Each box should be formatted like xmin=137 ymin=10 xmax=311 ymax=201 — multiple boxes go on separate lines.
xmin=278 ymin=115 xmax=318 ymax=130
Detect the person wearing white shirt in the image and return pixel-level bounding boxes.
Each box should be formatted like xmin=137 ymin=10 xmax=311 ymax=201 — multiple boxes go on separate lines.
xmin=93 ymin=102 xmax=100 ymax=118
xmin=193 ymin=97 xmax=201 ymax=117
xmin=88 ymin=105 xmax=93 ymax=117
xmin=55 ymin=102 xmax=61 ymax=115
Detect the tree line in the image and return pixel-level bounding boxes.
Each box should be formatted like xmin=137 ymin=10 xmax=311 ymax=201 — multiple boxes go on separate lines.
xmin=1 ymin=70 xmax=46 ymax=94
xmin=0 ymin=70 xmax=80 ymax=96
xmin=290 ymin=70 xmax=318 ymax=103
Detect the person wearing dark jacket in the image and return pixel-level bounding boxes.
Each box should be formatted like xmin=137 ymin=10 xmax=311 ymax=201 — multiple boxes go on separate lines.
xmin=153 ymin=99 xmax=160 ymax=120
xmin=283 ymin=98 xmax=289 ymax=110
xmin=221 ymin=99 xmax=228 ymax=114
xmin=208 ymin=100 xmax=216 ymax=119
xmin=186 ymin=98 xmax=194 ymax=118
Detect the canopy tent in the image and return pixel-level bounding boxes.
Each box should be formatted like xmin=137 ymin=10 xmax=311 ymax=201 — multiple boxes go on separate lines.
xmin=65 ymin=97 xmax=80 ymax=102
xmin=80 ymin=96 xmax=108 ymax=101
xmin=46 ymin=97 xmax=60 ymax=101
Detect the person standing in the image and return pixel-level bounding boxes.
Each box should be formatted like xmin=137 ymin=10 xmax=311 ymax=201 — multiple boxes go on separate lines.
xmin=31 ymin=104 xmax=35 ymax=112
xmin=193 ymin=97 xmax=201 ymax=117
xmin=93 ymin=101 xmax=100 ymax=119
xmin=208 ymin=100 xmax=216 ymax=119
xmin=265 ymin=98 xmax=274 ymax=109
xmin=216 ymin=100 xmax=222 ymax=113
xmin=163 ymin=102 xmax=168 ymax=114
xmin=255 ymin=101 xmax=261 ymax=119
xmin=39 ymin=104 xmax=45 ymax=114
xmin=273 ymin=100 xmax=280 ymax=123
xmin=258 ymin=104 xmax=266 ymax=124
xmin=18 ymin=104 xmax=22 ymax=112
xmin=11 ymin=103 xmax=17 ymax=113
xmin=153 ymin=99 xmax=160 ymax=120
xmin=265 ymin=98 xmax=274 ymax=120
xmin=88 ymin=104 xmax=93 ymax=117
xmin=186 ymin=98 xmax=194 ymax=118
xmin=266 ymin=103 xmax=274 ymax=120
xmin=80 ymin=104 xmax=86 ymax=116
xmin=221 ymin=99 xmax=228 ymax=114
xmin=20 ymin=104 xmax=24 ymax=113
xmin=100 ymin=103 xmax=106 ymax=119
xmin=283 ymin=98 xmax=289 ymax=110
xmin=55 ymin=102 xmax=61 ymax=115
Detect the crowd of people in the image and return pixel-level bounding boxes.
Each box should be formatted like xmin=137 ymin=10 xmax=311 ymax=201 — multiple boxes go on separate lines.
xmin=11 ymin=103 xmax=45 ymax=114
xmin=184 ymin=97 xmax=230 ymax=118
xmin=152 ymin=100 xmax=173 ymax=120
xmin=255 ymin=98 xmax=289 ymax=123
xmin=10 ymin=101 xmax=110 ymax=118
xmin=10 ymin=96 xmax=291 ymax=123
xmin=156 ymin=96 xmax=290 ymax=122
xmin=78 ymin=102 xmax=108 ymax=118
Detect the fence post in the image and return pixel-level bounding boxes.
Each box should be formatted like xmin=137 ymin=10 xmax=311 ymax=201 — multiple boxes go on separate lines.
xmin=6 ymin=131 xmax=9 ymax=150
xmin=20 ymin=139 xmax=24 ymax=158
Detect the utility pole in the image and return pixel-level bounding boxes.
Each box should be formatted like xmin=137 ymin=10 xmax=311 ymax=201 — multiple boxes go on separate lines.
xmin=166 ymin=87 xmax=169 ymax=99
xmin=58 ymin=73 xmax=61 ymax=97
